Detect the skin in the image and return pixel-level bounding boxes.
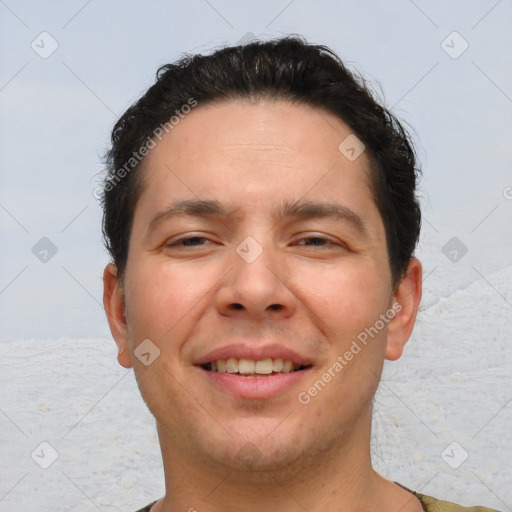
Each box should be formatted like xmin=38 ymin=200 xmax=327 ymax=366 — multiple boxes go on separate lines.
xmin=103 ymin=99 xmax=423 ymax=512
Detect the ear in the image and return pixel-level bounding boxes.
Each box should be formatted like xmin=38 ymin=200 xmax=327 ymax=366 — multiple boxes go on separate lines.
xmin=385 ymin=257 xmax=422 ymax=361
xmin=103 ymin=263 xmax=132 ymax=368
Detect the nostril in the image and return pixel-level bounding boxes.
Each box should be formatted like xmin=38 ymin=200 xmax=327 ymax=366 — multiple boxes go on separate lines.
xmin=229 ymin=303 xmax=283 ymax=311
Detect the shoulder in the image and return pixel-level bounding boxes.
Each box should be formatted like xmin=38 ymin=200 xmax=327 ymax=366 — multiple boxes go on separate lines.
xmin=396 ymin=483 xmax=502 ymax=512
xmin=415 ymin=491 xmax=503 ymax=512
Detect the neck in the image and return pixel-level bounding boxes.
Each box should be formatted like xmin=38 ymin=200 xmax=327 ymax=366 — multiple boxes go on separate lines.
xmin=151 ymin=409 xmax=422 ymax=512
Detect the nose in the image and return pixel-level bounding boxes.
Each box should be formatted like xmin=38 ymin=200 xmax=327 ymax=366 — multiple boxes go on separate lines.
xmin=214 ymin=240 xmax=297 ymax=320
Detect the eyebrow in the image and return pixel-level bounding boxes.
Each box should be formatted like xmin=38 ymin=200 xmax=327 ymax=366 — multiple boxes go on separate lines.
xmin=273 ymin=199 xmax=368 ymax=234
xmin=148 ymin=199 xmax=238 ymax=229
xmin=147 ymin=198 xmax=368 ymax=235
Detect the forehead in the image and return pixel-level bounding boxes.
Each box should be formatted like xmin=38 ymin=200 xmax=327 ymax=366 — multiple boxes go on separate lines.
xmin=134 ymin=99 xmax=382 ymax=234
xmin=144 ymin=99 xmax=367 ymax=172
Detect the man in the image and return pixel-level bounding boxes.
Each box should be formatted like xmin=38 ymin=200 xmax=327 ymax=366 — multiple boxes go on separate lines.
xmin=101 ymin=37 xmax=501 ymax=512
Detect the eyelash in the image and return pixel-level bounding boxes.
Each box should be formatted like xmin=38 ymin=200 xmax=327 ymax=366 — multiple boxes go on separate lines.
xmin=167 ymin=236 xmax=211 ymax=248
xmin=165 ymin=234 xmax=342 ymax=249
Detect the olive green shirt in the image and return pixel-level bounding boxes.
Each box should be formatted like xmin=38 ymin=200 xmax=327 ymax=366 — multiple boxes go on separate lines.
xmin=134 ymin=483 xmax=503 ymax=511
xmin=394 ymin=482 xmax=502 ymax=511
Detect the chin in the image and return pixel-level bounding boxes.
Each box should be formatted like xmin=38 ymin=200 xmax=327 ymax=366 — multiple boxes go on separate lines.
xmin=214 ymin=443 xmax=304 ymax=476
xmin=198 ymin=422 xmax=308 ymax=475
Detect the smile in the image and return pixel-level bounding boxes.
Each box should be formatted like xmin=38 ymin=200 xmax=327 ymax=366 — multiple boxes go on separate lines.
xmin=198 ymin=360 xmax=312 ymax=400
xmin=202 ymin=357 xmax=310 ymax=376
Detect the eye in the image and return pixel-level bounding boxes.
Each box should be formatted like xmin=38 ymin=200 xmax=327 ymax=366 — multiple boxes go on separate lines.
xmin=165 ymin=235 xmax=212 ymax=248
xmin=296 ymin=237 xmax=333 ymax=247
xmin=293 ymin=235 xmax=341 ymax=248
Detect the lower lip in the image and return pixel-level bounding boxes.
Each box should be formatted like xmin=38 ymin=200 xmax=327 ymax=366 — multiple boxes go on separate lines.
xmin=198 ymin=367 xmax=311 ymax=400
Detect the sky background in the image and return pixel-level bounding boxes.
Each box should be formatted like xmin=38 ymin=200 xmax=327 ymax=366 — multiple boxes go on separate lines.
xmin=1 ymin=0 xmax=511 ymax=341
xmin=0 ymin=2 xmax=511 ymax=510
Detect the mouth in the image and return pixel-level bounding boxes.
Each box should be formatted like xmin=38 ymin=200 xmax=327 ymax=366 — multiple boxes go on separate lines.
xmin=197 ymin=356 xmax=313 ymax=400
xmin=201 ymin=357 xmax=311 ymax=376
xmin=194 ymin=344 xmax=314 ymax=399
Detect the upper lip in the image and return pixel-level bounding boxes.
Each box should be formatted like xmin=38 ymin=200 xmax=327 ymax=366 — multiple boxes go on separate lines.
xmin=194 ymin=343 xmax=312 ymax=367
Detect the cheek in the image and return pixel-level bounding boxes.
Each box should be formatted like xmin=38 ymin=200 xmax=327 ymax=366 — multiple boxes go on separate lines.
xmin=124 ymin=259 xmax=221 ymax=342
xmin=292 ymin=261 xmax=390 ymax=342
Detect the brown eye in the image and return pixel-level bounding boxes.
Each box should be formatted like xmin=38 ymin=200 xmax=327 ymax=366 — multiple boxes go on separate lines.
xmin=166 ymin=236 xmax=211 ymax=248
xmin=180 ymin=237 xmax=208 ymax=247
xmin=298 ymin=237 xmax=332 ymax=246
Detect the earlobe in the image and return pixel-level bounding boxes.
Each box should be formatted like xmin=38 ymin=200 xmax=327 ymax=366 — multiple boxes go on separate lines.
xmin=117 ymin=346 xmax=132 ymax=369
xmin=103 ymin=263 xmax=133 ymax=368
xmin=385 ymin=257 xmax=422 ymax=361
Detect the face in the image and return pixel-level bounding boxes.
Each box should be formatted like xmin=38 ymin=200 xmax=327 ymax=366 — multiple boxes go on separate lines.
xmin=104 ymin=99 xmax=421 ymax=472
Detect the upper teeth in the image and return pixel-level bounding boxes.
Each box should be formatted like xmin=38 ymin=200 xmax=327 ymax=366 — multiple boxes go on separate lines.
xmin=210 ymin=358 xmax=298 ymax=374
